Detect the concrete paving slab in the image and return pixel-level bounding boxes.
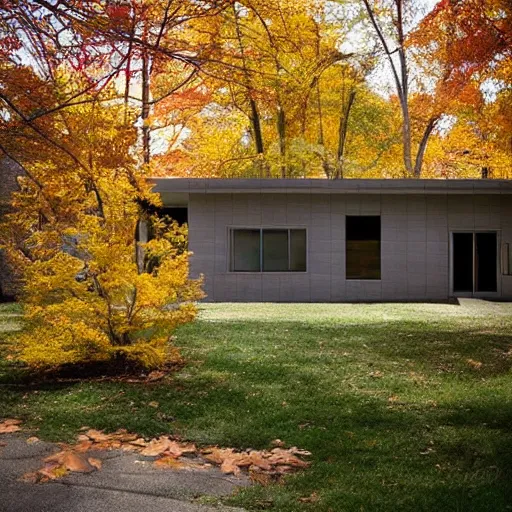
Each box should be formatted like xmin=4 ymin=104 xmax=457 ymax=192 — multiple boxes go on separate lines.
xmin=0 ymin=435 xmax=248 ymax=512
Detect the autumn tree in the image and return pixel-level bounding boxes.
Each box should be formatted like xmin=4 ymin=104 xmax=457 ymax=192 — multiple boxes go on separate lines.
xmin=0 ymin=1 xmax=237 ymax=369
xmin=155 ymin=0 xmax=381 ymax=178
xmin=410 ymin=0 xmax=512 ymax=178
xmin=347 ymin=0 xmax=441 ymax=177
xmin=0 ymin=76 xmax=204 ymax=368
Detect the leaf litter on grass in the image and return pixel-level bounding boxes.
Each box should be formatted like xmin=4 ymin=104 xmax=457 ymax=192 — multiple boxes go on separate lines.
xmin=20 ymin=427 xmax=311 ymax=484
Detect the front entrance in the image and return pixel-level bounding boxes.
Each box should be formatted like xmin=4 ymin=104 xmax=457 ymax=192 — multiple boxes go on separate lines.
xmin=452 ymin=232 xmax=498 ymax=295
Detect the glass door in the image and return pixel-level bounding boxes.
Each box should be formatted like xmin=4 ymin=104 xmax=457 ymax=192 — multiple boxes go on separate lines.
xmin=452 ymin=232 xmax=498 ymax=295
xmin=475 ymin=233 xmax=497 ymax=293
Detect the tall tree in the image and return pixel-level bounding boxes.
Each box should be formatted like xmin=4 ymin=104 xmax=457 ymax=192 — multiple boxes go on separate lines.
xmin=357 ymin=0 xmax=447 ymax=177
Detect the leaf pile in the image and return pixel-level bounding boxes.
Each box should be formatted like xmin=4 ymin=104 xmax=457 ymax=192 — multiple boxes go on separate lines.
xmin=21 ymin=428 xmax=311 ymax=484
xmin=201 ymin=446 xmax=311 ymax=479
xmin=0 ymin=419 xmax=22 ymax=434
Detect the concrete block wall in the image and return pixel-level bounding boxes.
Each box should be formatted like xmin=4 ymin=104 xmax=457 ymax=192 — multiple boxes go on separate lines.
xmin=188 ymin=192 xmax=512 ymax=302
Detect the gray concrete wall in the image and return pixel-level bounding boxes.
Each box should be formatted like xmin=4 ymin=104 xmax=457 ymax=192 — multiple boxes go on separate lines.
xmin=188 ymin=193 xmax=512 ymax=302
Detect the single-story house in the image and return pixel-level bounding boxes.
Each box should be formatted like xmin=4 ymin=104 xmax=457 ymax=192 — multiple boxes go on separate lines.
xmin=151 ymin=178 xmax=512 ymax=302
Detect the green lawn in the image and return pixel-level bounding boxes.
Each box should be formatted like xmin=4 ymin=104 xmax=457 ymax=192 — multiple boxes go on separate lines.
xmin=1 ymin=301 xmax=512 ymax=511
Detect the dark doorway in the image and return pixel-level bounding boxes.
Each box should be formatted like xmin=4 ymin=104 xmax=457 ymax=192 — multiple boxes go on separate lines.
xmin=453 ymin=233 xmax=474 ymax=293
xmin=475 ymin=233 xmax=497 ymax=292
xmin=452 ymin=232 xmax=498 ymax=294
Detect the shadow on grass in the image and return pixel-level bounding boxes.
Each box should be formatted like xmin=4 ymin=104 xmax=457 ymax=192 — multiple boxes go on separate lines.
xmin=1 ymin=316 xmax=511 ymax=511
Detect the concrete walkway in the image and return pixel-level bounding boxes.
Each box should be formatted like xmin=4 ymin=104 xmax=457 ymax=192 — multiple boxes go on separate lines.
xmin=0 ymin=435 xmax=249 ymax=512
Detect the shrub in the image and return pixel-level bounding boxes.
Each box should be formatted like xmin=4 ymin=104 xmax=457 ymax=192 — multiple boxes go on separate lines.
xmin=3 ymin=173 xmax=203 ymax=370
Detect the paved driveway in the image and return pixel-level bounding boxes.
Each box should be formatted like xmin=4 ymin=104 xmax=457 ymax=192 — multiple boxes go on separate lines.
xmin=0 ymin=435 xmax=248 ymax=512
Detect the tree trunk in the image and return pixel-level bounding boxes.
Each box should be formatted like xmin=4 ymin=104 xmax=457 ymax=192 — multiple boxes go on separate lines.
xmin=335 ymin=90 xmax=356 ymax=179
xmin=401 ymin=102 xmax=414 ymax=176
xmin=277 ymin=104 xmax=286 ymax=178
xmin=414 ymin=116 xmax=438 ymax=178
xmin=362 ymin=0 xmax=414 ymax=177
xmin=249 ymin=98 xmax=264 ymax=155
xmin=233 ymin=5 xmax=266 ymax=176
xmin=141 ymin=50 xmax=151 ymax=166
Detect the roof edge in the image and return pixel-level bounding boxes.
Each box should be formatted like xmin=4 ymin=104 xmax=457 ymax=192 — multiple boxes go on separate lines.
xmin=150 ymin=178 xmax=512 ymax=195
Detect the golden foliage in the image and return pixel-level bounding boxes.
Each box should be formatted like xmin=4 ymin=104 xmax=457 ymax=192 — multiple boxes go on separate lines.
xmin=0 ymin=95 xmax=203 ymax=370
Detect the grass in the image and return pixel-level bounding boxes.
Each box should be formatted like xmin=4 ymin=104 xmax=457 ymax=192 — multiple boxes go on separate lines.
xmin=1 ymin=300 xmax=512 ymax=511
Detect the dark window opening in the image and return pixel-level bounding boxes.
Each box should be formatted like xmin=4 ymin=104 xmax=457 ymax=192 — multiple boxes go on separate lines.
xmin=346 ymin=216 xmax=381 ymax=280
xmin=159 ymin=207 xmax=188 ymax=226
xmin=143 ymin=207 xmax=188 ymax=242
xmin=231 ymin=228 xmax=307 ymax=272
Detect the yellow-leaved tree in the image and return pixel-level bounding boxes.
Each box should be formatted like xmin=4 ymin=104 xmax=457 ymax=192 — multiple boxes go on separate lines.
xmin=0 ymin=75 xmax=203 ymax=370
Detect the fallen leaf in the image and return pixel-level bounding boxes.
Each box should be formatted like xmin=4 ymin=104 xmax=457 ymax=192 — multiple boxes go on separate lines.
xmin=146 ymin=370 xmax=166 ymax=382
xmin=121 ymin=444 xmax=139 ymax=452
xmin=148 ymin=401 xmax=159 ymax=408
xmin=0 ymin=419 xmax=22 ymax=434
xmin=140 ymin=436 xmax=173 ymax=457
xmin=164 ymin=441 xmax=196 ymax=458
xmin=270 ymin=439 xmax=285 ymax=448
xmin=202 ymin=447 xmax=235 ymax=465
xmin=129 ymin=438 xmax=147 ymax=447
xmin=268 ymin=448 xmax=310 ymax=468
xmin=62 ymin=451 xmax=96 ymax=473
xmin=26 ymin=437 xmax=40 ymax=445
xmin=154 ymin=457 xmax=188 ymax=470
xmin=289 ymin=447 xmax=312 ymax=457
xmin=38 ymin=463 xmax=67 ymax=481
xmin=84 ymin=429 xmax=111 ymax=442
xmin=110 ymin=429 xmax=139 ymax=442
xmin=248 ymin=451 xmax=272 ymax=471
xmin=73 ymin=440 xmax=93 ymax=453
xmin=44 ymin=450 xmax=67 ymax=464
xmin=88 ymin=457 xmax=102 ymax=470
xmin=298 ymin=492 xmax=319 ymax=503
xmin=220 ymin=457 xmax=241 ymax=476
xmin=274 ymin=465 xmax=294 ymax=474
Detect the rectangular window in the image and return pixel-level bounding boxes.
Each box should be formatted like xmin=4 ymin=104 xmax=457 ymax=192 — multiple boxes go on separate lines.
xmin=231 ymin=228 xmax=306 ymax=272
xmin=233 ymin=229 xmax=260 ymax=272
xmin=346 ymin=216 xmax=381 ymax=280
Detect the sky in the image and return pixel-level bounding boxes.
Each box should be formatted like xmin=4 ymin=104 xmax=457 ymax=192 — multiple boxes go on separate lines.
xmin=335 ymin=0 xmax=441 ymax=96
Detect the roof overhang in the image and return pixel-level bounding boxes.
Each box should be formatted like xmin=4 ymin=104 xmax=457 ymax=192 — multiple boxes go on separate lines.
xmin=150 ymin=179 xmax=512 ymax=203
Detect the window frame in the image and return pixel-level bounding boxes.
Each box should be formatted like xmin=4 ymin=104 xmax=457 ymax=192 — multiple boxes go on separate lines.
xmin=229 ymin=227 xmax=308 ymax=274
xmin=345 ymin=215 xmax=382 ymax=281
xmin=503 ymin=242 xmax=512 ymax=276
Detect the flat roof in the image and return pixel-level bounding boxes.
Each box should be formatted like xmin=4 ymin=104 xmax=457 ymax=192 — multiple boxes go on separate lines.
xmin=151 ymin=179 xmax=512 ymax=202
